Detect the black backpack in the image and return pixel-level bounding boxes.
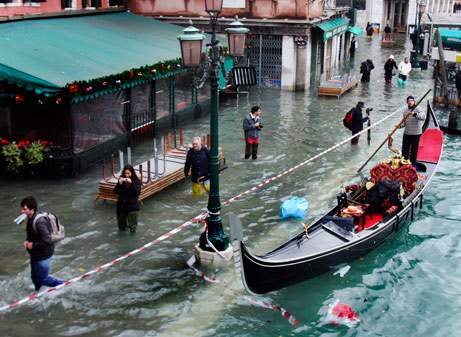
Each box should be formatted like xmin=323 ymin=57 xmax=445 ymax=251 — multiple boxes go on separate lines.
xmin=343 ymin=108 xmax=354 ymax=131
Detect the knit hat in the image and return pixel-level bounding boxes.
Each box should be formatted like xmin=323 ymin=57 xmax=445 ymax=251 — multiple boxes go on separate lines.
xmin=389 ymin=55 xmax=394 ymax=59
xmin=357 ymin=101 xmax=365 ymax=108
xmin=407 ymin=96 xmax=415 ymax=101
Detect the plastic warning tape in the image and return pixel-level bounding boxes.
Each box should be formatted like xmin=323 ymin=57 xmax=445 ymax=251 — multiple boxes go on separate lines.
xmin=186 ymin=256 xmax=300 ymax=327
xmin=0 ymin=100 xmax=412 ymax=312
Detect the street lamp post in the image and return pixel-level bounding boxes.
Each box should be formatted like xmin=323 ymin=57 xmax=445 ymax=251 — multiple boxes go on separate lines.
xmin=411 ymin=0 xmax=426 ymax=68
xmin=178 ymin=0 xmax=248 ymax=253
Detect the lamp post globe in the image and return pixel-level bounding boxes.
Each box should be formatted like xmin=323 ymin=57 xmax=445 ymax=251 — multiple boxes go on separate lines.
xmin=177 ymin=24 xmax=205 ymax=68
xmin=226 ymin=17 xmax=249 ymax=57
xmin=205 ymin=0 xmax=223 ymax=18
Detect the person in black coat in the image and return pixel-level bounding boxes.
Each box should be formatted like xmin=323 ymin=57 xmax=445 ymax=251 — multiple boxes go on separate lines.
xmin=366 ymin=23 xmax=374 ymax=39
xmin=184 ymin=137 xmax=210 ymax=195
xmin=455 ymin=69 xmax=461 ymax=106
xmin=114 ymin=164 xmax=141 ymax=233
xmin=360 ymin=59 xmax=375 ymax=82
xmin=384 ymin=24 xmax=392 ymax=40
xmin=21 ymin=196 xmax=64 ymax=291
xmin=351 ymin=102 xmax=371 ymax=145
xmin=384 ymin=55 xmax=398 ymax=83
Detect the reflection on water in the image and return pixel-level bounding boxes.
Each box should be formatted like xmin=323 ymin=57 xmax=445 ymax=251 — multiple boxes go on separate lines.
xmin=1 ymin=36 xmax=460 ymax=336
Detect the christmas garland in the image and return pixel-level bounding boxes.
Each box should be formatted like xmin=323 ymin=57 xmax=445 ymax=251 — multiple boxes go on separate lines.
xmin=1 ymin=42 xmax=254 ymax=107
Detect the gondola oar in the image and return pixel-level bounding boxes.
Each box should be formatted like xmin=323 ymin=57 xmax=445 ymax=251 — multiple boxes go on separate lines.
xmin=366 ymin=108 xmax=372 ymax=146
xmin=357 ymin=88 xmax=431 ymax=173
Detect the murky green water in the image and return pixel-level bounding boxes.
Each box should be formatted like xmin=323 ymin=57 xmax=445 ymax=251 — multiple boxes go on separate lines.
xmin=1 ymin=35 xmax=460 ymax=336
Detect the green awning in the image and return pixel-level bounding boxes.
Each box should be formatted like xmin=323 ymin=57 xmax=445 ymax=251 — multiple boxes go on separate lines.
xmin=435 ymin=29 xmax=461 ymax=51
xmin=0 ymin=12 xmax=215 ymax=95
xmin=347 ymin=26 xmax=364 ymax=37
xmin=317 ymin=17 xmax=349 ymax=41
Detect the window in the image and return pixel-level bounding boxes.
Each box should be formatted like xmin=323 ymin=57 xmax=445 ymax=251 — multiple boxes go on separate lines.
xmin=82 ymin=0 xmax=100 ymax=8
xmin=61 ymin=0 xmax=76 ymax=9
xmin=155 ymin=78 xmax=171 ymax=119
xmin=354 ymin=0 xmax=366 ymax=10
xmin=71 ymin=91 xmax=127 ymax=152
xmin=174 ymin=73 xmax=194 ymax=111
xmin=108 ymin=0 xmax=123 ymax=6
xmin=0 ymin=0 xmax=21 ymax=7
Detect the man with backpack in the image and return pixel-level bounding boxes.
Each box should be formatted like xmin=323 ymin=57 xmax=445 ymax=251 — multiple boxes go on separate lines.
xmin=345 ymin=102 xmax=371 ymax=145
xmin=20 ymin=196 xmax=64 ymax=292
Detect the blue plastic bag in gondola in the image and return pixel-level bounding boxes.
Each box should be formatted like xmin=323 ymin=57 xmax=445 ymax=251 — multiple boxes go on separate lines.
xmin=280 ymin=197 xmax=309 ymax=220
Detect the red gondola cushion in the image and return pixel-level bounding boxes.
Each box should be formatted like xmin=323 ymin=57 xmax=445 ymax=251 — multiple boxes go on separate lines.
xmin=370 ymin=163 xmax=418 ymax=193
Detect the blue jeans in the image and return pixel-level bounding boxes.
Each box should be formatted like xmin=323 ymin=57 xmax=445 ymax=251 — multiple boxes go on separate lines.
xmin=30 ymin=256 xmax=64 ymax=291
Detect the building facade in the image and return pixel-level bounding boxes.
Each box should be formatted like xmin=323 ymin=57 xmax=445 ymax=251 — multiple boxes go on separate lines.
xmin=128 ymin=0 xmax=353 ymax=91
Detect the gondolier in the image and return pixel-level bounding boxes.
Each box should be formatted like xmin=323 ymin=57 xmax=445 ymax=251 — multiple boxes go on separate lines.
xmin=400 ymin=96 xmax=426 ymax=166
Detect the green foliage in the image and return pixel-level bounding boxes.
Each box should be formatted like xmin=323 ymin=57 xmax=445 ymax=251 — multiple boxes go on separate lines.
xmin=25 ymin=141 xmax=45 ymax=166
xmin=1 ymin=142 xmax=24 ymax=174
xmin=0 ymin=140 xmax=49 ymax=174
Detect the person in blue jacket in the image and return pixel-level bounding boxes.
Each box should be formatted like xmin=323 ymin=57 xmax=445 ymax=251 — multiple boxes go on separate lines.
xmin=184 ymin=137 xmax=210 ymax=195
xmin=243 ymin=106 xmax=262 ymax=159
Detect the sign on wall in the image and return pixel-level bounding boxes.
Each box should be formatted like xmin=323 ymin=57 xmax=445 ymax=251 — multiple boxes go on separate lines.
xmin=223 ymin=0 xmax=245 ymax=8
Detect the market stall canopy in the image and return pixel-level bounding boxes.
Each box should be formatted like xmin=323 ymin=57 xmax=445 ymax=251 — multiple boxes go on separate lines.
xmin=0 ymin=12 xmax=214 ymax=95
xmin=434 ymin=29 xmax=461 ymax=51
xmin=347 ymin=26 xmax=363 ymax=37
xmin=316 ymin=17 xmax=349 ymax=41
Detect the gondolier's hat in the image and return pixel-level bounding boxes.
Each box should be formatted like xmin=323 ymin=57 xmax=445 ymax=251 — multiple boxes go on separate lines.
xmin=357 ymin=101 xmax=365 ymax=108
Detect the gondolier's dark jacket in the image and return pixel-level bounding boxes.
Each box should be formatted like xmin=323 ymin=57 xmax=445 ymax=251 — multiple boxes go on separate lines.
xmin=351 ymin=107 xmax=369 ymax=134
xmin=26 ymin=211 xmax=54 ymax=261
xmin=243 ymin=113 xmax=261 ymax=140
xmin=184 ymin=145 xmax=210 ymax=183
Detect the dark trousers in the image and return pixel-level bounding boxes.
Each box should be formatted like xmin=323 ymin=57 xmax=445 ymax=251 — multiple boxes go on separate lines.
xmin=402 ymin=134 xmax=421 ymax=165
xmin=361 ymin=72 xmax=370 ymax=82
xmin=351 ymin=133 xmax=360 ymax=145
xmin=117 ymin=210 xmax=139 ymax=233
xmin=245 ymin=141 xmax=259 ymax=159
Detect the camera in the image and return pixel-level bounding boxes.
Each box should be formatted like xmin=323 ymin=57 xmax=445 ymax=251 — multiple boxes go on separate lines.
xmin=366 ymin=108 xmax=373 ymax=113
xmin=120 ymin=177 xmax=127 ymax=182
xmin=257 ymin=123 xmax=263 ymax=130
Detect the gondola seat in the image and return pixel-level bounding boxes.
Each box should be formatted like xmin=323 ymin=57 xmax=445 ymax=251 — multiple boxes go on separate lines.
xmin=370 ymin=163 xmax=418 ymax=193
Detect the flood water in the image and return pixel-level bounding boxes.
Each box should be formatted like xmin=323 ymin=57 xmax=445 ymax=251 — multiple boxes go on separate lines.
xmin=1 ymin=35 xmax=461 ymax=336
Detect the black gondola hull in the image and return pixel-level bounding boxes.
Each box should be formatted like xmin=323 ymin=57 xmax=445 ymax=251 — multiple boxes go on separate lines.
xmin=240 ymin=196 xmax=421 ymax=294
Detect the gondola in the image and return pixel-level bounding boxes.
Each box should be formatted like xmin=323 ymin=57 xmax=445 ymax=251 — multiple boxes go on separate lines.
xmin=440 ymin=125 xmax=461 ymax=135
xmin=230 ymin=103 xmax=443 ymax=295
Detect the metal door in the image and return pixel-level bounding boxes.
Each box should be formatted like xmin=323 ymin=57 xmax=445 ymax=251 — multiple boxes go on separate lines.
xmin=247 ymin=34 xmax=283 ymax=87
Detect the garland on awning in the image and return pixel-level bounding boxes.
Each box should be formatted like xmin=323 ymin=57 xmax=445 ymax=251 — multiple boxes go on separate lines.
xmin=1 ymin=42 xmax=254 ymax=107
xmin=0 ymin=58 xmax=184 ymax=107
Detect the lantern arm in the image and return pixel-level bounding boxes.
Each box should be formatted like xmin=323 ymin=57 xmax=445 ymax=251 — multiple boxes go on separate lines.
xmin=192 ymin=65 xmax=211 ymax=90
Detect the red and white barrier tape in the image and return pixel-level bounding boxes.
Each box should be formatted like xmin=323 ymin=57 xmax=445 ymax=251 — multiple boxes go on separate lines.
xmin=186 ymin=256 xmax=300 ymax=327
xmin=0 ymin=100 xmax=412 ymax=312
